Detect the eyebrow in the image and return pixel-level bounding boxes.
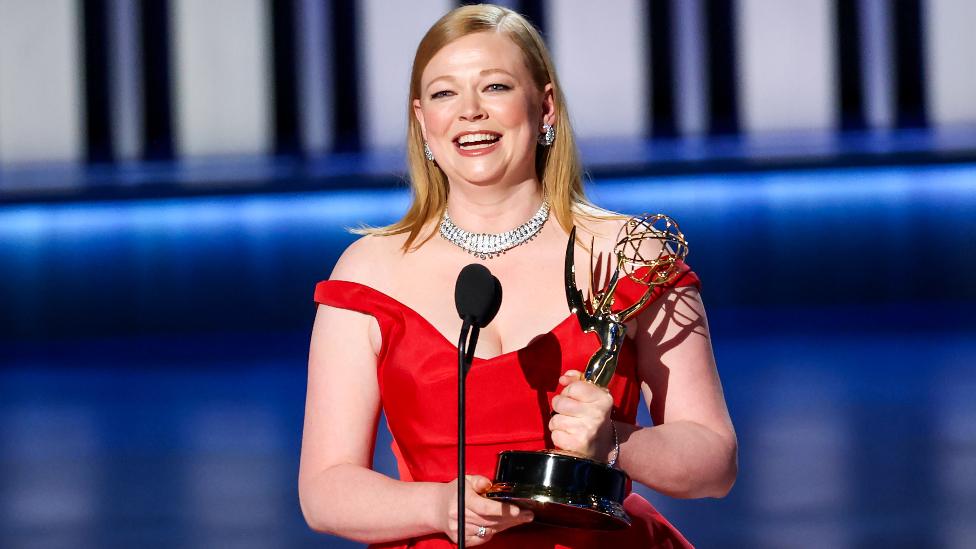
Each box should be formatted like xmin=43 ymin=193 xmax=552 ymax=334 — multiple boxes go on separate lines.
xmin=425 ymin=68 xmax=515 ymax=89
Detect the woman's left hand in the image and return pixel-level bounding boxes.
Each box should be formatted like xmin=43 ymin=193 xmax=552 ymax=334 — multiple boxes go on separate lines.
xmin=548 ymin=370 xmax=615 ymax=461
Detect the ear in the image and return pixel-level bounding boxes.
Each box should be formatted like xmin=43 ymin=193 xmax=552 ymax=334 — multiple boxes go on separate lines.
xmin=412 ymin=98 xmax=427 ymax=140
xmin=541 ymin=83 xmax=556 ymax=127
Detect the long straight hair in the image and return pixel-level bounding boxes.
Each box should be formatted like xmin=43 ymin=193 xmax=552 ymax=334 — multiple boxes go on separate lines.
xmin=362 ymin=4 xmax=591 ymax=250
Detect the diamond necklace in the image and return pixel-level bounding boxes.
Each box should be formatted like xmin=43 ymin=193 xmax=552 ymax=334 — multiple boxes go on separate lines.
xmin=439 ymin=201 xmax=550 ymax=260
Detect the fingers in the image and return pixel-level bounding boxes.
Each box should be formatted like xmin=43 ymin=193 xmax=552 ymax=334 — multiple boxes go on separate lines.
xmin=558 ymin=369 xmax=582 ymax=386
xmin=459 ymin=501 xmax=533 ymax=545
xmin=552 ymin=385 xmax=614 ymax=417
xmin=465 ymin=486 xmax=532 ymax=523
xmin=548 ymin=410 xmax=574 ymax=434
xmin=558 ymin=373 xmax=612 ymax=403
xmin=464 ymin=505 xmax=533 ymax=530
xmin=465 ymin=474 xmax=493 ymax=494
xmin=549 ymin=410 xmax=601 ymax=448
xmin=550 ymin=428 xmax=578 ymax=454
xmin=462 ymin=522 xmax=494 ymax=545
xmin=448 ymin=476 xmax=533 ymax=544
xmin=549 ymin=371 xmax=615 ymax=458
xmin=551 ymin=393 xmax=585 ymax=416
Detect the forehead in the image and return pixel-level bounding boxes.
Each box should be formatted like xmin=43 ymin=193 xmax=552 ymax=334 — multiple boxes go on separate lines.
xmin=422 ymin=31 xmax=529 ymax=84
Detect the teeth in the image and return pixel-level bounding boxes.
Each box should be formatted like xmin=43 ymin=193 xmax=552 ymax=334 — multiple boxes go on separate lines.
xmin=457 ymin=133 xmax=500 ymax=145
xmin=462 ymin=142 xmax=495 ymax=150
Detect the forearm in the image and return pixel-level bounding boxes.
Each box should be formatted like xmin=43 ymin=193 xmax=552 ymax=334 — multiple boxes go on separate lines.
xmin=300 ymin=463 xmax=443 ymax=543
xmin=615 ymin=420 xmax=737 ymax=499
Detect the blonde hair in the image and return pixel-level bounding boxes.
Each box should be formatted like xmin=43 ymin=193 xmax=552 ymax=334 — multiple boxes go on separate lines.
xmin=363 ymin=4 xmax=591 ymax=250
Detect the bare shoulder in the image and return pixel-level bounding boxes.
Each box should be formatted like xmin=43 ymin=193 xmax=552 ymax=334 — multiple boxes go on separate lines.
xmin=572 ymin=205 xmax=628 ymax=250
xmin=572 ymin=205 xmax=667 ymax=258
xmin=329 ymin=232 xmax=409 ymax=291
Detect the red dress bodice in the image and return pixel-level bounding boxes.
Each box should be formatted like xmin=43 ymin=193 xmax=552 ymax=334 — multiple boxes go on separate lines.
xmin=313 ymin=263 xmax=700 ymax=548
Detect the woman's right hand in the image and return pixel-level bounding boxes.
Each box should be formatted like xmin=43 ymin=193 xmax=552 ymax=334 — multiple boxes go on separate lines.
xmin=437 ymin=475 xmax=534 ymax=545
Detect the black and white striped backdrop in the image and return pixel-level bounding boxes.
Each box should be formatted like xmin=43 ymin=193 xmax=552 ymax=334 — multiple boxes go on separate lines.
xmin=0 ymin=0 xmax=973 ymax=168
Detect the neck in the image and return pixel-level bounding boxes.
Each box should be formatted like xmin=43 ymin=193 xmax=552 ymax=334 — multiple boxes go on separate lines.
xmin=445 ymin=177 xmax=544 ymax=233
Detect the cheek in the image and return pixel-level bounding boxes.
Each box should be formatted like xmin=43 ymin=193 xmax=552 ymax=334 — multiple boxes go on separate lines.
xmin=421 ymin=107 xmax=453 ymax=137
xmin=499 ymin=100 xmax=534 ymax=128
xmin=492 ymin=100 xmax=539 ymax=147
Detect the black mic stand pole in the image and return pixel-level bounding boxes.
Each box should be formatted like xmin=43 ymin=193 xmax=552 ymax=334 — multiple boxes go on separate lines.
xmin=457 ymin=321 xmax=477 ymax=549
xmin=453 ymin=263 xmax=499 ymax=548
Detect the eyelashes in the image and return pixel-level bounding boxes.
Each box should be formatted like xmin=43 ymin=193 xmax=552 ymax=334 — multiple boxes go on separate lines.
xmin=429 ymin=83 xmax=512 ymax=100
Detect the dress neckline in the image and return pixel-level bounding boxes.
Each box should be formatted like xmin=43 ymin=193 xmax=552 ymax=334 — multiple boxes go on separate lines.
xmin=322 ymin=279 xmax=579 ymax=364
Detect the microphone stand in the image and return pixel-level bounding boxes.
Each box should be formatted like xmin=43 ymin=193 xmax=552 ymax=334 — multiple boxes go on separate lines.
xmin=457 ymin=321 xmax=478 ymax=549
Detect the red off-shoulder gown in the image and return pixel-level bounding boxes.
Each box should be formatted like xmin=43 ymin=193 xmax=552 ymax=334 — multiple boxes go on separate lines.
xmin=313 ymin=262 xmax=700 ymax=548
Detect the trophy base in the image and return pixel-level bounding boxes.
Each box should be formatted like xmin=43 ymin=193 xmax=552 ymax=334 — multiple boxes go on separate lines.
xmin=485 ymin=450 xmax=631 ymax=530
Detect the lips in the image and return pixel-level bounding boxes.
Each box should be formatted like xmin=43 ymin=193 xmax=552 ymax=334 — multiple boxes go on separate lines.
xmin=453 ymin=131 xmax=502 ymax=154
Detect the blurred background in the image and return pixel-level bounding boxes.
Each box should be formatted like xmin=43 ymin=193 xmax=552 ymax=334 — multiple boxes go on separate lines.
xmin=1 ymin=0 xmax=974 ymax=547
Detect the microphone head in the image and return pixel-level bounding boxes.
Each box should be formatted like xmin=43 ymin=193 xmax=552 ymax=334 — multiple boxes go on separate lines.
xmin=454 ymin=264 xmax=502 ymax=328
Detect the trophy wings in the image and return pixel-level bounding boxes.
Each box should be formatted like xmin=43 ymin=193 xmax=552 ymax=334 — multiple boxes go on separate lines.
xmin=564 ymin=226 xmax=600 ymax=333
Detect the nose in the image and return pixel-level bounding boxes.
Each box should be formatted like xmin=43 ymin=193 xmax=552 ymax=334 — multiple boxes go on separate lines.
xmin=459 ymin=93 xmax=487 ymax=122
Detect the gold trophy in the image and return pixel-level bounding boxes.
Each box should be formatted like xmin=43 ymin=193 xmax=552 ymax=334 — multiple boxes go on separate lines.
xmin=486 ymin=214 xmax=689 ymax=530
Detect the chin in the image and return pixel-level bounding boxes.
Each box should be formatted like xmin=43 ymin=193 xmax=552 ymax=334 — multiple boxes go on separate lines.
xmin=451 ymin=161 xmax=533 ymax=187
xmin=447 ymin=160 xmax=507 ymax=186
xmin=458 ymin=170 xmax=507 ymax=186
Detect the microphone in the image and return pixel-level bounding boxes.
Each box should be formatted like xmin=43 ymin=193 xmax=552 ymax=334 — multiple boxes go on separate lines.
xmin=456 ymin=263 xmax=502 ymax=326
xmin=454 ymin=264 xmax=501 ymax=548
xmin=455 ymin=264 xmax=502 ymax=368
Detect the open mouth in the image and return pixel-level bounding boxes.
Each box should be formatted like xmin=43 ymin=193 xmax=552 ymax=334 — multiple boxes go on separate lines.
xmin=454 ymin=132 xmax=502 ymax=151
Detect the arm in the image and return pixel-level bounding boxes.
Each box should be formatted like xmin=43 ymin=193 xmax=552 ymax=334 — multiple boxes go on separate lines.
xmin=549 ymin=286 xmax=736 ymax=498
xmin=298 ymin=302 xmax=446 ymax=542
xmin=298 ymin=240 xmax=532 ymax=544
xmin=551 ymin=220 xmax=735 ymax=497
xmin=619 ymin=285 xmax=737 ymax=498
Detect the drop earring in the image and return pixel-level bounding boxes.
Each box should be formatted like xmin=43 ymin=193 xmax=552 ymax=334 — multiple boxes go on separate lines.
xmin=423 ymin=142 xmax=435 ymax=161
xmin=538 ymin=124 xmax=555 ymax=146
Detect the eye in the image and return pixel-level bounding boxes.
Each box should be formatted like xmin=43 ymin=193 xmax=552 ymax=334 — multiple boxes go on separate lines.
xmin=484 ymin=83 xmax=511 ymax=92
xmin=430 ymin=90 xmax=454 ymax=99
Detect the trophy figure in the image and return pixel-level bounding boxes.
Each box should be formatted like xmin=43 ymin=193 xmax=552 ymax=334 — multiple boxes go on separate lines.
xmin=486 ymin=214 xmax=689 ymax=530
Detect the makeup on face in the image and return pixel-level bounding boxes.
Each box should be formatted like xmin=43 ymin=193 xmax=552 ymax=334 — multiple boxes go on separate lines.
xmin=417 ymin=32 xmax=545 ymax=184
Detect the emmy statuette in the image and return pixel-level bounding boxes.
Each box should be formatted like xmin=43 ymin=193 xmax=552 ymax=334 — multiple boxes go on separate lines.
xmin=485 ymin=214 xmax=690 ymax=530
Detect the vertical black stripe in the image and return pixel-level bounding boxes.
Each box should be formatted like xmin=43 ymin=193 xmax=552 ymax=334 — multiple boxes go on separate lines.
xmin=649 ymin=0 xmax=677 ymax=138
xmin=516 ymin=0 xmax=546 ymax=36
xmin=272 ymin=0 xmax=302 ymax=156
xmin=892 ymin=0 xmax=927 ymax=128
xmin=140 ymin=0 xmax=173 ymax=160
xmin=704 ymin=0 xmax=739 ymax=135
xmin=82 ymin=0 xmax=114 ymax=163
xmin=836 ymin=0 xmax=866 ymax=130
xmin=329 ymin=0 xmax=361 ymax=153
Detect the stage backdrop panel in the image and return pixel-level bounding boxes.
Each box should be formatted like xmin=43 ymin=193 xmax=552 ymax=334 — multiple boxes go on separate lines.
xmin=172 ymin=0 xmax=272 ymax=157
xmin=860 ymin=0 xmax=895 ymax=129
xmin=925 ymin=0 xmax=976 ymax=127
xmin=0 ymin=0 xmax=82 ymax=165
xmin=361 ymin=0 xmax=453 ymax=150
xmin=108 ymin=0 xmax=143 ymax=161
xmin=737 ymin=0 xmax=837 ymax=132
xmin=296 ymin=0 xmax=333 ymax=155
xmin=549 ymin=0 xmax=648 ymax=139
xmin=673 ymin=0 xmax=708 ymax=136
xmin=1 ymin=0 xmax=975 ymax=172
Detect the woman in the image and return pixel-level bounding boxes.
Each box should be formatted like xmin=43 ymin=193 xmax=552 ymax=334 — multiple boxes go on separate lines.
xmin=299 ymin=5 xmax=736 ymax=548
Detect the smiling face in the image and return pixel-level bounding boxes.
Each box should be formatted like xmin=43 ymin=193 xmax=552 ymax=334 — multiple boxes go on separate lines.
xmin=413 ymin=31 xmax=555 ymax=188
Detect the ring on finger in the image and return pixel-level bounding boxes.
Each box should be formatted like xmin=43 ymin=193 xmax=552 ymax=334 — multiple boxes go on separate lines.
xmin=476 ymin=525 xmax=489 ymax=538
